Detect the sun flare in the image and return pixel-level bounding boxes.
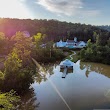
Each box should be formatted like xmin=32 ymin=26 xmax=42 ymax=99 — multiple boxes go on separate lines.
xmin=0 ymin=0 xmax=32 ymax=19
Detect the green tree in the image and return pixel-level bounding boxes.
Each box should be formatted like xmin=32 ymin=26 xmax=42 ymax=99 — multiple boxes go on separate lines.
xmin=0 ymin=90 xmax=20 ymax=110
xmin=96 ymin=34 xmax=101 ymax=45
xmin=4 ymin=49 xmax=22 ymax=75
xmin=33 ymin=32 xmax=46 ymax=48
xmin=93 ymin=31 xmax=97 ymax=42
xmin=11 ymin=31 xmax=32 ymax=50
xmin=87 ymin=39 xmax=92 ymax=48
xmin=2 ymin=47 xmax=34 ymax=93
xmin=107 ymin=37 xmax=110 ymax=47
xmin=0 ymin=71 xmax=4 ymax=89
xmin=11 ymin=32 xmax=33 ymax=67
xmin=0 ymin=32 xmax=6 ymax=54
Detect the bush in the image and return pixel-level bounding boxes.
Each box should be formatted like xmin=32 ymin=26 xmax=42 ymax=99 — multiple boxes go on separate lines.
xmin=32 ymin=48 xmax=65 ymax=63
xmin=80 ymin=43 xmax=110 ymax=65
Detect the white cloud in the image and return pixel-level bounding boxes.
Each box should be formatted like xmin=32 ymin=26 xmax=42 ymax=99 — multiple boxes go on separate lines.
xmin=37 ymin=0 xmax=83 ymax=16
xmin=82 ymin=10 xmax=100 ymax=17
xmin=36 ymin=0 xmax=100 ymax=17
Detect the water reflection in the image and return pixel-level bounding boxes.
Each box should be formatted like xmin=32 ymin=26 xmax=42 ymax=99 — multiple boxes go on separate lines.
xmin=34 ymin=63 xmax=55 ymax=84
xmin=18 ymin=88 xmax=39 ymax=110
xmin=21 ymin=60 xmax=110 ymax=110
xmin=34 ymin=60 xmax=110 ymax=83
xmin=80 ymin=61 xmax=110 ymax=78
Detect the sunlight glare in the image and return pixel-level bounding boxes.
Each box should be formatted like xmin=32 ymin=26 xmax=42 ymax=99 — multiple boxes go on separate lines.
xmin=0 ymin=0 xmax=33 ymax=19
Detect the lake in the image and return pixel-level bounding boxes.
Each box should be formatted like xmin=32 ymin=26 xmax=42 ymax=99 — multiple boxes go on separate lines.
xmin=20 ymin=60 xmax=110 ymax=110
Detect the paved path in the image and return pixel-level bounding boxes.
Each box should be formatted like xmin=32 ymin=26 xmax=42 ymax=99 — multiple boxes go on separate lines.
xmin=69 ymin=51 xmax=76 ymax=60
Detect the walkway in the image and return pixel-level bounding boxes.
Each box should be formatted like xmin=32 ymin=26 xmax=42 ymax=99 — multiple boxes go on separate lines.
xmin=69 ymin=51 xmax=76 ymax=60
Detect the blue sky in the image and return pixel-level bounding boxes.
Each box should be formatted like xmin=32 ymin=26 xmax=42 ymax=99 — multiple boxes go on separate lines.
xmin=0 ymin=0 xmax=110 ymax=25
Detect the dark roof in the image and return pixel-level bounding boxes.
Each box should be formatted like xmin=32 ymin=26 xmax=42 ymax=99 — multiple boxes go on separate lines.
xmin=66 ymin=40 xmax=75 ymax=43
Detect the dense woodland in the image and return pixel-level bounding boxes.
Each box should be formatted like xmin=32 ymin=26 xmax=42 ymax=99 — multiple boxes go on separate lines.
xmin=0 ymin=18 xmax=110 ymax=43
xmin=98 ymin=25 xmax=110 ymax=32
xmin=80 ymin=38 xmax=110 ymax=65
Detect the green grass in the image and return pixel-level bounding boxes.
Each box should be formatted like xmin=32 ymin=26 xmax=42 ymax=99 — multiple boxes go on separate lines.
xmin=66 ymin=51 xmax=80 ymax=63
xmin=71 ymin=53 xmax=79 ymax=63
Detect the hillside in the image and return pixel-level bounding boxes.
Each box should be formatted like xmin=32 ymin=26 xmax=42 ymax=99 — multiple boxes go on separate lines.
xmin=0 ymin=18 xmax=110 ymax=43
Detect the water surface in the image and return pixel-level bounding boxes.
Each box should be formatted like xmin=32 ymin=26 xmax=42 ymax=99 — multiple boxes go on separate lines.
xmin=21 ymin=60 xmax=110 ymax=110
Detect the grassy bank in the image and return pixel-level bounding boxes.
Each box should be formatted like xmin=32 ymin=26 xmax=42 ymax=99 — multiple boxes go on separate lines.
xmin=66 ymin=51 xmax=80 ymax=63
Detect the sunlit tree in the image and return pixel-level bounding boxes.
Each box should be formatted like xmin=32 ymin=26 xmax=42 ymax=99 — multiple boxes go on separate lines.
xmin=0 ymin=90 xmax=20 ymax=110
xmin=0 ymin=32 xmax=6 ymax=54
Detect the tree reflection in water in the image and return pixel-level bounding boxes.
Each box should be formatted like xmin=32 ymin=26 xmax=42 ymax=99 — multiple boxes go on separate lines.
xmin=34 ymin=63 xmax=55 ymax=83
xmin=80 ymin=61 xmax=110 ymax=78
xmin=18 ymin=60 xmax=110 ymax=110
xmin=18 ymin=63 xmax=55 ymax=110
xmin=18 ymin=88 xmax=40 ymax=110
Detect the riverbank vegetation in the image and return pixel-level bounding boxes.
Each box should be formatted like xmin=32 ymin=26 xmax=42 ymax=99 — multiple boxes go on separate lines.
xmin=0 ymin=90 xmax=20 ymax=110
xmin=80 ymin=36 xmax=110 ymax=65
xmin=31 ymin=33 xmax=65 ymax=63
xmin=0 ymin=31 xmax=65 ymax=108
xmin=0 ymin=31 xmax=64 ymax=90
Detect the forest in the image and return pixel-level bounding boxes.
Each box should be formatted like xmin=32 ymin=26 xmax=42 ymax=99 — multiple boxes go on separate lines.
xmin=80 ymin=37 xmax=110 ymax=65
xmin=0 ymin=18 xmax=110 ymax=42
xmin=98 ymin=25 xmax=110 ymax=32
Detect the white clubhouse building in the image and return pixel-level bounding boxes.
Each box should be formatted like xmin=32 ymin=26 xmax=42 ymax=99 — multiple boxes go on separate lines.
xmin=56 ymin=37 xmax=87 ymax=48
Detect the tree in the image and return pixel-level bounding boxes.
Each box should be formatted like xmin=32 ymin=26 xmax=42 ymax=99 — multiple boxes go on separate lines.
xmin=4 ymin=48 xmax=22 ymax=75
xmin=11 ymin=32 xmax=33 ymax=67
xmin=0 ymin=71 xmax=4 ymax=89
xmin=1 ymin=47 xmax=34 ymax=93
xmin=87 ymin=39 xmax=92 ymax=48
xmin=0 ymin=90 xmax=20 ymax=110
xmin=11 ymin=31 xmax=32 ymax=50
xmin=93 ymin=31 xmax=97 ymax=42
xmin=96 ymin=32 xmax=108 ymax=46
xmin=107 ymin=37 xmax=110 ymax=47
xmin=96 ymin=34 xmax=100 ymax=45
xmin=33 ymin=32 xmax=46 ymax=48
xmin=0 ymin=32 xmax=6 ymax=54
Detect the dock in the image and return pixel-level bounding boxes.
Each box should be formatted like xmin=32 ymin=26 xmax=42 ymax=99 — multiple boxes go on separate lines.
xmin=62 ymin=67 xmax=68 ymax=78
